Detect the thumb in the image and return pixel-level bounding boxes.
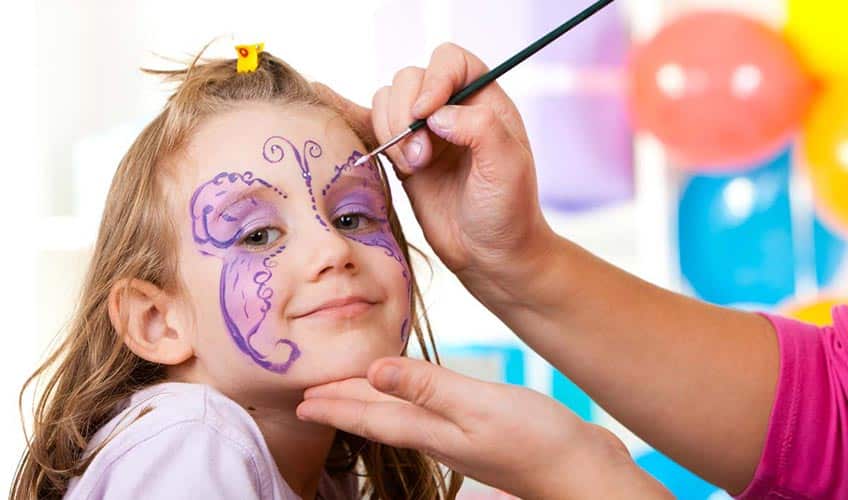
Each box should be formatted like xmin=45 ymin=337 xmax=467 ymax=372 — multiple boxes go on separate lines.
xmin=311 ymin=82 xmax=377 ymax=147
xmin=367 ymin=357 xmax=485 ymax=421
xmin=424 ymin=104 xmax=527 ymax=166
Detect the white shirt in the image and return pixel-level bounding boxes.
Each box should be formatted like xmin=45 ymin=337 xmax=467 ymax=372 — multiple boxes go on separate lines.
xmin=64 ymin=382 xmax=358 ymax=500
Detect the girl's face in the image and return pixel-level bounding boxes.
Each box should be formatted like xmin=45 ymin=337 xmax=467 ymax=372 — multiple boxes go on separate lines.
xmin=171 ymin=102 xmax=411 ymax=400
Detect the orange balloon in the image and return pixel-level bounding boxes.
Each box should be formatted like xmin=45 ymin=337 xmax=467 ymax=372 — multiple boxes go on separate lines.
xmin=803 ymin=86 xmax=848 ymax=236
xmin=628 ymin=13 xmax=814 ymax=170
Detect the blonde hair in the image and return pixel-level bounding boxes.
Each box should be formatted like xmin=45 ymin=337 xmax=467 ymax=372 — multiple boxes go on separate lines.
xmin=12 ymin=48 xmax=462 ymax=500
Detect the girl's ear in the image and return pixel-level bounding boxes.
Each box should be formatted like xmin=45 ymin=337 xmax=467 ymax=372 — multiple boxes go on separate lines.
xmin=108 ymin=278 xmax=194 ymax=365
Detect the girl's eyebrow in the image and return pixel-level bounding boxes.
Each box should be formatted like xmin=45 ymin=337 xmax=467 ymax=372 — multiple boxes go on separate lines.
xmin=324 ymin=169 xmax=385 ymax=197
xmin=213 ymin=186 xmax=271 ymax=218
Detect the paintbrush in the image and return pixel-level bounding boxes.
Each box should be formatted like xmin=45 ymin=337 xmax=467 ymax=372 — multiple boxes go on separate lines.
xmin=353 ymin=0 xmax=617 ymax=168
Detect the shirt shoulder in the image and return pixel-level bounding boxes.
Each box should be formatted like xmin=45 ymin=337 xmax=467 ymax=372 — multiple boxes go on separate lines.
xmin=737 ymin=308 xmax=848 ymax=499
xmin=64 ymin=383 xmax=297 ymax=500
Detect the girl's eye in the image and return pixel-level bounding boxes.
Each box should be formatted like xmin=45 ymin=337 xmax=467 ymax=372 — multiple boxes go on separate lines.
xmin=334 ymin=213 xmax=366 ymax=231
xmin=241 ymin=227 xmax=282 ymax=247
xmin=333 ymin=214 xmax=362 ymax=231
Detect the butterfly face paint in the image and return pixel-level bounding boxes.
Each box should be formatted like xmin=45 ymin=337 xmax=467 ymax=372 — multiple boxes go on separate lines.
xmin=322 ymin=151 xmax=412 ymax=342
xmin=190 ymin=171 xmax=297 ymax=373
xmin=189 ymin=136 xmax=412 ymax=374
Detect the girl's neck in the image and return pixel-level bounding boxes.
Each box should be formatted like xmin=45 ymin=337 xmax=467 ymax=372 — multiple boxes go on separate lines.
xmin=166 ymin=367 xmax=336 ymax=500
xmin=249 ymin=403 xmax=336 ymax=500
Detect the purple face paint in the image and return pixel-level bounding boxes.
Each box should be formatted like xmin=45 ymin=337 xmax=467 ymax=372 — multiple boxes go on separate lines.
xmin=189 ymin=137 xmax=413 ymax=374
xmin=263 ymin=137 xmax=412 ymax=343
xmin=190 ymin=171 xmax=299 ymax=373
xmin=263 ymin=136 xmax=331 ymax=231
xmin=323 ymin=154 xmax=412 ymax=342
xmin=322 ymin=151 xmax=381 ymax=197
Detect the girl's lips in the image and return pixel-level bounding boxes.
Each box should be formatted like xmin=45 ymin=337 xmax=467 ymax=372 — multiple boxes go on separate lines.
xmin=304 ymin=301 xmax=374 ymax=320
xmin=293 ymin=297 xmax=377 ymax=320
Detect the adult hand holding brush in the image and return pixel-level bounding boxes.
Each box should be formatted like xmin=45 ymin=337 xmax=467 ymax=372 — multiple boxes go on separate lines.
xmin=310 ymin=42 xmax=672 ymax=499
xmin=316 ymin=31 xmax=793 ymax=497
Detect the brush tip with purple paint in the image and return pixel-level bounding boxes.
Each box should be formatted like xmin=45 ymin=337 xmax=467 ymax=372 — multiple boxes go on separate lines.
xmin=353 ymin=123 xmax=417 ymax=168
xmin=352 ymin=154 xmax=369 ymax=168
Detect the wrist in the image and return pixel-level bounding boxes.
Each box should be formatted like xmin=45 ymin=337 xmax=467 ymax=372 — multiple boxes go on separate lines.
xmin=456 ymin=226 xmax=573 ymax=316
xmin=537 ymin=425 xmax=670 ymax=499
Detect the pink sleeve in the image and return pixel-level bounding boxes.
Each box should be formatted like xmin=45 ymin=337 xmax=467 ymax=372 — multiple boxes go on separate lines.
xmin=736 ymin=306 xmax=848 ymax=499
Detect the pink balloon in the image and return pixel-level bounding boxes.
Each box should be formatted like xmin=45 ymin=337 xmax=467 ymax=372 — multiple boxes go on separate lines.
xmin=628 ymin=12 xmax=814 ymax=171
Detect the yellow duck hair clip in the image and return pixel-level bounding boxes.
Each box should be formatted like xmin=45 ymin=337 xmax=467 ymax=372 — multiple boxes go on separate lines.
xmin=235 ymin=43 xmax=264 ymax=73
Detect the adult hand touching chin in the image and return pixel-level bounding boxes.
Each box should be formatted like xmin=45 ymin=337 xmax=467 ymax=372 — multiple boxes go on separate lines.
xmin=297 ymin=357 xmax=672 ymax=500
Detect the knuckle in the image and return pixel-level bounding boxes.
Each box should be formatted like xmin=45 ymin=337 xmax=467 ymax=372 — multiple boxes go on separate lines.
xmin=353 ymin=403 xmax=374 ymax=440
xmin=410 ymin=370 xmax=439 ymax=409
xmin=427 ymin=73 xmax=453 ymax=90
xmin=372 ymin=85 xmax=390 ymax=107
xmin=433 ymin=41 xmax=460 ymax=57
xmin=394 ymin=65 xmax=425 ymax=85
xmin=432 ymin=43 xmax=464 ymax=78
xmin=470 ymin=107 xmax=496 ymax=134
xmin=420 ymin=426 xmax=443 ymax=457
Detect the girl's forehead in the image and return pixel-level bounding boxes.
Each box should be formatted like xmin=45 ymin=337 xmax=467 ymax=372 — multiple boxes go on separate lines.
xmin=181 ymin=102 xmax=365 ymax=190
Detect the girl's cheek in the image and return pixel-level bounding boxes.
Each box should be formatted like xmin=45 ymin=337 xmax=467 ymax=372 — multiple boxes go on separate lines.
xmin=189 ymin=171 xmax=300 ymax=373
xmin=217 ymin=244 xmax=296 ymax=360
xmin=345 ymin=228 xmax=412 ymax=342
xmin=220 ymin=251 xmax=272 ymax=329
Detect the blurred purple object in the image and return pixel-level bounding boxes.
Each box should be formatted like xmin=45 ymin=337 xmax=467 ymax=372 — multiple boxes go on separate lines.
xmin=530 ymin=0 xmax=629 ymax=67
xmin=523 ymin=93 xmax=634 ymax=211
xmin=449 ymin=0 xmax=628 ymax=67
xmin=530 ymin=1 xmax=632 ymax=210
xmin=452 ymin=0 xmax=633 ymax=211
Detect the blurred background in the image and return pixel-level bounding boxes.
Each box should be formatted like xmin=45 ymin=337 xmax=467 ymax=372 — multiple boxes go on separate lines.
xmin=3 ymin=0 xmax=847 ymax=498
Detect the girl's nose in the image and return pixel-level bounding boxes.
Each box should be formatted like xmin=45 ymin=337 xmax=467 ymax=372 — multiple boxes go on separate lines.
xmin=302 ymin=222 xmax=358 ymax=282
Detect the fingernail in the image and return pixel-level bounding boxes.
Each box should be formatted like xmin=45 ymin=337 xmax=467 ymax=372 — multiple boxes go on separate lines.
xmin=413 ymin=91 xmax=432 ymax=117
xmin=296 ymin=404 xmax=313 ymax=420
xmin=403 ymin=139 xmax=423 ymax=166
xmin=375 ymin=365 xmax=400 ymax=391
xmin=428 ymin=107 xmax=456 ymax=133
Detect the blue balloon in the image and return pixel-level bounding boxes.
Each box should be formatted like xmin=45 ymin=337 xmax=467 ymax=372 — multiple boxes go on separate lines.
xmin=815 ymin=217 xmax=846 ymax=288
xmin=436 ymin=344 xmax=526 ymax=386
xmin=636 ymin=450 xmax=723 ymax=499
xmin=678 ymin=149 xmax=796 ymax=305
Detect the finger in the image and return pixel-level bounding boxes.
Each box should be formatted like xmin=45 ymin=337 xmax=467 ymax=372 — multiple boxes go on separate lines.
xmin=412 ymin=43 xmax=493 ymax=118
xmin=371 ymin=85 xmax=392 ymax=148
xmin=303 ymin=377 xmax=402 ymax=404
xmin=296 ymin=398 xmax=461 ymax=459
xmin=426 ymin=104 xmax=529 ymax=167
xmin=371 ymin=77 xmax=421 ymax=178
xmin=312 ymin=81 xmax=377 ymax=147
xmin=386 ymin=66 xmax=433 ymax=172
xmin=411 ymin=44 xmax=528 ymax=146
xmin=366 ymin=357 xmax=490 ymax=424
xmin=371 ymin=87 xmax=409 ymax=181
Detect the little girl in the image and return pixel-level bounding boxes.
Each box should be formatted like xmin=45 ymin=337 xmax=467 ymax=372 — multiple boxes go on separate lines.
xmin=12 ymin=48 xmax=463 ymax=499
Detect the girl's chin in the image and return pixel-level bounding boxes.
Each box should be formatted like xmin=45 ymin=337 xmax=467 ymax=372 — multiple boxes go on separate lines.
xmin=287 ymin=354 xmax=390 ymax=385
